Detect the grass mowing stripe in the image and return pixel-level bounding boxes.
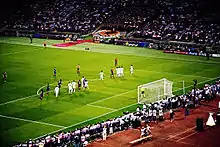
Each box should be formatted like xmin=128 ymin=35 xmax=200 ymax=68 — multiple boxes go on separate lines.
xmin=0 ymin=95 xmax=38 ymax=106
xmin=0 ymin=48 xmax=40 ymax=56
xmin=0 ymin=114 xmax=66 ymax=128
xmin=88 ymin=89 xmax=136 ymax=105
xmin=87 ymin=104 xmax=116 ymax=111
xmin=33 ymin=102 xmax=138 ymax=140
xmin=1 ymin=38 xmax=220 ymax=65
xmin=32 ymin=75 xmax=220 ymax=140
xmin=136 ymin=69 xmax=211 ymax=79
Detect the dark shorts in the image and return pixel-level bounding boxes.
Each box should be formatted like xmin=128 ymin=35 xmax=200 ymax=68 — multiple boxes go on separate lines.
xmin=141 ymin=91 xmax=144 ymax=94
xmin=153 ymin=116 xmax=157 ymax=121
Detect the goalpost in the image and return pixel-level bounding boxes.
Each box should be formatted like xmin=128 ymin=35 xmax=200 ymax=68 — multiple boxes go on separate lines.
xmin=138 ymin=78 xmax=173 ymax=104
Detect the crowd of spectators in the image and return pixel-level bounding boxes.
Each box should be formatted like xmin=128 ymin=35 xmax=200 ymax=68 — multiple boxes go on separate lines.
xmin=130 ymin=0 xmax=220 ymax=46
xmin=3 ymin=0 xmax=122 ymax=34
xmin=2 ymin=0 xmax=220 ymax=45
xmin=15 ymin=79 xmax=220 ymax=147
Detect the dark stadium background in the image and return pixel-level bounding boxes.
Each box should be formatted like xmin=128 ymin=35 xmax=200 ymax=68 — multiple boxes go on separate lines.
xmin=0 ymin=0 xmax=219 ymax=25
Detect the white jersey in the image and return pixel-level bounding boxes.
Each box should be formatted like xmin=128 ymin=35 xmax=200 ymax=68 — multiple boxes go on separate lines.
xmin=55 ymin=87 xmax=59 ymax=93
xmin=116 ymin=68 xmax=119 ymax=77
xmin=72 ymin=82 xmax=76 ymax=89
xmin=68 ymin=83 xmax=73 ymax=90
xmin=81 ymin=78 xmax=85 ymax=86
xmin=85 ymin=81 xmax=88 ymax=87
xmin=149 ymin=109 xmax=152 ymax=116
xmin=121 ymin=67 xmax=124 ymax=76
xmin=153 ymin=110 xmax=157 ymax=116
xmin=141 ymin=128 xmax=146 ymax=136
xmin=100 ymin=72 xmax=104 ymax=80
xmin=143 ymin=104 xmax=147 ymax=110
xmin=130 ymin=66 xmax=133 ymax=73
xmin=159 ymin=110 xmax=163 ymax=116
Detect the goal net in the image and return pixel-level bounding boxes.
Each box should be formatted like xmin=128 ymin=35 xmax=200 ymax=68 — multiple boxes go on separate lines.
xmin=138 ymin=78 xmax=173 ymax=104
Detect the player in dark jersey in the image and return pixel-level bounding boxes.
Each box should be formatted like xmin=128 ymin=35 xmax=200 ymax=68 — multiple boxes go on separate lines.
xmin=110 ymin=68 xmax=114 ymax=78
xmin=40 ymin=89 xmax=44 ymax=100
xmin=46 ymin=83 xmax=50 ymax=98
xmin=53 ymin=67 xmax=57 ymax=78
xmin=44 ymin=41 xmax=47 ymax=48
xmin=29 ymin=35 xmax=33 ymax=44
xmin=3 ymin=72 xmax=7 ymax=83
xmin=76 ymin=64 xmax=80 ymax=76
xmin=115 ymin=58 xmax=118 ymax=67
xmin=78 ymin=79 xmax=81 ymax=91
xmin=58 ymin=79 xmax=62 ymax=89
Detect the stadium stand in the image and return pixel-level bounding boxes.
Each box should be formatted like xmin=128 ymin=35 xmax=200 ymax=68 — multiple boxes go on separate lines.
xmin=15 ymin=79 xmax=220 ymax=147
xmin=2 ymin=0 xmax=219 ymax=44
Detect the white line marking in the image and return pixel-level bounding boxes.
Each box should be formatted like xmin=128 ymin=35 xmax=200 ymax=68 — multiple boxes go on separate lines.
xmin=0 ymin=49 xmax=40 ymax=56
xmin=136 ymin=69 xmax=211 ymax=79
xmin=27 ymin=76 xmax=220 ymax=140
xmin=0 ymin=114 xmax=65 ymax=128
xmin=0 ymin=95 xmax=38 ymax=106
xmin=33 ymin=103 xmax=138 ymax=140
xmin=1 ymin=38 xmax=220 ymax=65
xmin=176 ymin=132 xmax=197 ymax=142
xmin=87 ymin=104 xmax=116 ymax=111
xmin=88 ymin=89 xmax=136 ymax=105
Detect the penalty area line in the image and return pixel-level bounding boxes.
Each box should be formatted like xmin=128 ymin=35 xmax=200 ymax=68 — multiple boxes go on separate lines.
xmin=87 ymin=104 xmax=117 ymax=111
xmin=0 ymin=114 xmax=66 ymax=128
xmin=88 ymin=89 xmax=136 ymax=105
xmin=0 ymin=94 xmax=38 ymax=106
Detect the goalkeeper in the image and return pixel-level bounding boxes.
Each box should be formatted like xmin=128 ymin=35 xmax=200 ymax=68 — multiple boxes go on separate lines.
xmin=141 ymin=87 xmax=145 ymax=98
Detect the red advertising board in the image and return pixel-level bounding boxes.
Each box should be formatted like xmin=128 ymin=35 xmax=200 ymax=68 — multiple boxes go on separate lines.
xmin=173 ymin=51 xmax=188 ymax=55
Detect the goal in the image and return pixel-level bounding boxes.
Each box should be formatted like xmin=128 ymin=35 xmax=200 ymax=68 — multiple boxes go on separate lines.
xmin=138 ymin=78 xmax=173 ymax=104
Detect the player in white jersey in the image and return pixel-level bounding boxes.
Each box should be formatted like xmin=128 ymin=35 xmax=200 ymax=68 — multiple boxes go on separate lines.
xmin=99 ymin=70 xmax=104 ymax=80
xmin=84 ymin=79 xmax=89 ymax=89
xmin=118 ymin=66 xmax=121 ymax=77
xmin=54 ymin=86 xmax=59 ymax=98
xmin=72 ymin=80 xmax=76 ymax=92
xmin=121 ymin=66 xmax=124 ymax=77
xmin=81 ymin=76 xmax=85 ymax=88
xmin=130 ymin=65 xmax=134 ymax=74
xmin=68 ymin=82 xmax=73 ymax=94
xmin=116 ymin=67 xmax=119 ymax=77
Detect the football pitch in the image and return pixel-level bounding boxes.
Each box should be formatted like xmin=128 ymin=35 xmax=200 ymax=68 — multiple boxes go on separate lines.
xmin=0 ymin=37 xmax=220 ymax=146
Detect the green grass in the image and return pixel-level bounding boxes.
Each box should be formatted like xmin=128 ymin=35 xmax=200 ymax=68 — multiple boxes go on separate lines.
xmin=0 ymin=37 xmax=220 ymax=146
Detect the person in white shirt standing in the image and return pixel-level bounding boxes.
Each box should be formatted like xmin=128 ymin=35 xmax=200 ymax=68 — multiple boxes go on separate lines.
xmin=149 ymin=108 xmax=153 ymax=122
xmin=72 ymin=80 xmax=76 ymax=92
xmin=102 ymin=125 xmax=107 ymax=140
xmin=54 ymin=86 xmax=59 ymax=98
xmin=130 ymin=64 xmax=134 ymax=75
xmin=159 ymin=109 xmax=164 ymax=121
xmin=68 ymin=82 xmax=73 ymax=94
xmin=100 ymin=70 xmax=104 ymax=80
xmin=152 ymin=109 xmax=157 ymax=123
